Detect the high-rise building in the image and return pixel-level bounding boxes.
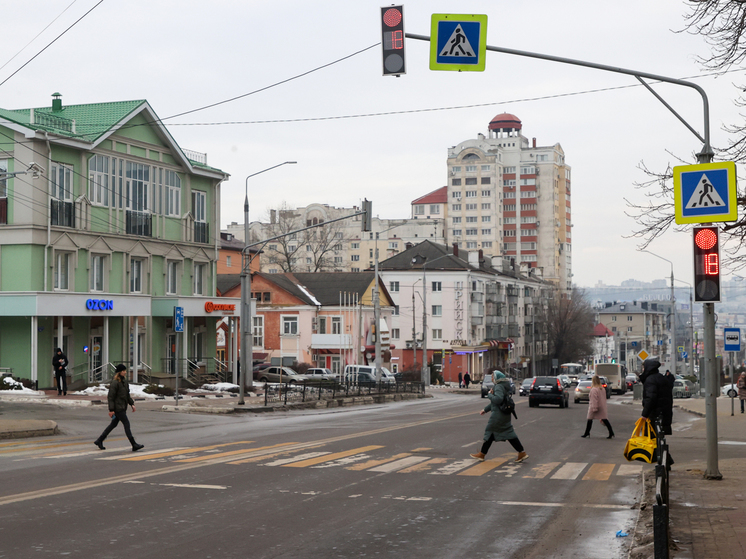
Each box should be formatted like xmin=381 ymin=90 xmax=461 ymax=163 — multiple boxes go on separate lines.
xmin=445 ymin=114 xmax=572 ymax=291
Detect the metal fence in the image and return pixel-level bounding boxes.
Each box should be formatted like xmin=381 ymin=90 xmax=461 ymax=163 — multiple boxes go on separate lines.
xmin=263 ymin=380 xmax=425 ymax=406
xmin=653 ymin=418 xmax=671 ymax=559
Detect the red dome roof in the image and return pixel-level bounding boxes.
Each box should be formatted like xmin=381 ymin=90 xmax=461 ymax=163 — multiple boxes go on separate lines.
xmin=488 ymin=113 xmax=522 ymax=131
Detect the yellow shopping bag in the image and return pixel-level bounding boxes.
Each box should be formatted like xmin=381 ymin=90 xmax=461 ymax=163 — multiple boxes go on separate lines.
xmin=623 ymin=418 xmax=657 ymax=463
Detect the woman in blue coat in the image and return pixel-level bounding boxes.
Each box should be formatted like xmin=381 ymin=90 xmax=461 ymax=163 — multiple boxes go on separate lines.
xmin=470 ymin=371 xmax=528 ymax=463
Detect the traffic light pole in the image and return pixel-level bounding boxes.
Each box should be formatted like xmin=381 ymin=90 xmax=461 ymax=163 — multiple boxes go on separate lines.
xmin=404 ymin=32 xmax=720 ymax=478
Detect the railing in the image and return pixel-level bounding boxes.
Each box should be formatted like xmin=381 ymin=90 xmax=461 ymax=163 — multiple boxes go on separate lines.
xmin=654 ymin=417 xmax=671 ymax=559
xmin=138 ymin=362 xmax=152 ymax=385
xmin=69 ymin=362 xmax=89 ymax=386
xmin=126 ymin=210 xmax=152 ymax=236
xmin=263 ymin=380 xmax=425 ymax=406
xmin=89 ymin=362 xmax=116 ymax=384
xmin=161 ymin=358 xmax=229 ymax=386
xmin=194 ymin=221 xmax=209 ymax=244
xmin=0 ymin=197 xmax=7 ymax=224
xmin=51 ymin=199 xmax=74 ymax=227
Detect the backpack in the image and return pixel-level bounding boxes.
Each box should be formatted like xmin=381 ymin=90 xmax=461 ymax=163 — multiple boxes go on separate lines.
xmin=497 ymin=388 xmax=517 ymax=419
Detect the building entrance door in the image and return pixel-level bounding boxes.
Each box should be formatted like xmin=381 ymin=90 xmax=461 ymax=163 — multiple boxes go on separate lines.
xmin=90 ymin=335 xmax=103 ymax=381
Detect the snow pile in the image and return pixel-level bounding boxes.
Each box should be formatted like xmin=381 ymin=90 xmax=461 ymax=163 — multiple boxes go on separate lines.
xmin=195 ymin=382 xmax=239 ymax=393
xmin=73 ymin=383 xmax=160 ymax=399
xmin=0 ymin=376 xmax=37 ymax=392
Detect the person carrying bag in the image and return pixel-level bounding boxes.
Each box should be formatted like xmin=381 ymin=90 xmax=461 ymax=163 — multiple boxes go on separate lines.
xmin=623 ymin=417 xmax=657 ymax=463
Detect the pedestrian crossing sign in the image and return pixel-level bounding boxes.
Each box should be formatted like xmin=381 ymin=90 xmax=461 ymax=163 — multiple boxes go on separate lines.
xmin=430 ymin=14 xmax=487 ymax=72
xmin=673 ymin=161 xmax=737 ymax=224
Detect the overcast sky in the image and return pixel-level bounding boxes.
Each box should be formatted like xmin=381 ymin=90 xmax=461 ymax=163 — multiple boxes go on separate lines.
xmin=1 ymin=0 xmax=742 ymax=288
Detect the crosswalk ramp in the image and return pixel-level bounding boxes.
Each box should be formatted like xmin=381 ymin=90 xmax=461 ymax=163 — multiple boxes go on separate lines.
xmin=2 ymin=439 xmax=645 ymax=480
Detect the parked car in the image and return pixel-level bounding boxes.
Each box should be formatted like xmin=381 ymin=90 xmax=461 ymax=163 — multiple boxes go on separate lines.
xmin=304 ymin=368 xmax=338 ymax=382
xmin=597 ymin=376 xmax=612 ymax=399
xmin=343 ymin=365 xmax=396 ymax=387
xmin=722 ymin=383 xmax=739 ymax=398
xmin=673 ymin=379 xmax=695 ymax=399
xmin=519 ymin=378 xmax=533 ymax=396
xmin=255 ymin=366 xmax=310 ymax=384
xmin=528 ymin=376 xmax=569 ymax=408
xmin=574 ymin=380 xmax=592 ymax=403
xmin=558 ymin=374 xmax=572 ymax=388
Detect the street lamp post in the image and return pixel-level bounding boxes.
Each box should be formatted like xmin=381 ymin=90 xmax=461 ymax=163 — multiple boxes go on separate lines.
xmin=239 ymin=161 xmax=297 ymax=405
xmin=641 ymin=250 xmax=677 ymax=375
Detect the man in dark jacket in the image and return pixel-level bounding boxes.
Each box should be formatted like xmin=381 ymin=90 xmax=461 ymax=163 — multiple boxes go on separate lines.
xmin=52 ymin=348 xmax=68 ymax=396
xmin=94 ymin=364 xmax=144 ymax=452
xmin=639 ymin=358 xmax=675 ymax=436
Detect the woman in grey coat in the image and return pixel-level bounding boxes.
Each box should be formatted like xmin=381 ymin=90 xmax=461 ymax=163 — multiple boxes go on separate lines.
xmin=470 ymin=371 xmax=528 ymax=463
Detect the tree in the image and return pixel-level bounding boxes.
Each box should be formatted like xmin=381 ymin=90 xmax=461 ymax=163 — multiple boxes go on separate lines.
xmin=251 ymin=202 xmax=351 ymax=273
xmin=538 ymin=287 xmax=595 ymax=365
xmin=626 ymin=1 xmax=746 ymax=269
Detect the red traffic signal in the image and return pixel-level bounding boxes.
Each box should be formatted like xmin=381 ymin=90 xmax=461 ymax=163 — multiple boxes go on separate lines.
xmin=693 ymin=225 xmax=721 ymax=302
xmin=381 ymin=5 xmax=406 ymax=76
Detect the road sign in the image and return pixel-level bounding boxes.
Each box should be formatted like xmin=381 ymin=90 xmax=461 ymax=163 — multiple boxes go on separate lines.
xmin=678 ymin=346 xmax=684 ymax=353
xmin=174 ymin=306 xmax=184 ymax=333
xmin=638 ymin=349 xmax=649 ymax=361
xmin=673 ymin=161 xmax=737 ymax=224
xmin=682 ymin=352 xmax=688 ymax=359
xmin=430 ymin=14 xmax=487 ymax=72
xmin=724 ymin=327 xmax=741 ymax=352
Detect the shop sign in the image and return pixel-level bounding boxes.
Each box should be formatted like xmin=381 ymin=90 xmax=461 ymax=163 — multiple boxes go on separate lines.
xmin=204 ymin=301 xmax=236 ymax=314
xmin=86 ymin=299 xmax=113 ymax=311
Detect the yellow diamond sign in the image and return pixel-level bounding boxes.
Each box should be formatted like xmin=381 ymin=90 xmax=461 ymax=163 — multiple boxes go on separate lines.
xmin=638 ymin=350 xmax=649 ymax=361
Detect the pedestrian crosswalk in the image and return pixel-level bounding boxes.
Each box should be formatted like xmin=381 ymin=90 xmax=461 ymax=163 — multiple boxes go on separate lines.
xmin=1 ymin=439 xmax=645 ymax=480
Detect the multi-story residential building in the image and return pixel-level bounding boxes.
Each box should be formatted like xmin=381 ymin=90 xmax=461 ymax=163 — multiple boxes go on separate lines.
xmin=596 ymin=301 xmax=667 ymax=373
xmin=228 ymin=203 xmax=445 ymax=273
xmin=411 ymin=186 xmax=447 ymax=220
xmin=0 ymin=94 xmax=231 ymax=388
xmin=377 ymin=240 xmax=551 ymax=382
xmin=443 ymin=113 xmax=572 ymax=291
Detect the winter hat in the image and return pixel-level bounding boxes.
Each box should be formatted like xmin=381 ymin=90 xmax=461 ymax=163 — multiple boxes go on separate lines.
xmin=115 ymin=364 xmax=127 ymax=373
xmin=492 ymin=370 xmax=506 ymax=383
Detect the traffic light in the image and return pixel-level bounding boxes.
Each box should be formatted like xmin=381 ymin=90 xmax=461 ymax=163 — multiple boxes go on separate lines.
xmin=361 ymin=199 xmax=372 ymax=231
xmin=381 ymin=5 xmax=406 ymax=76
xmin=693 ymin=225 xmax=721 ymax=302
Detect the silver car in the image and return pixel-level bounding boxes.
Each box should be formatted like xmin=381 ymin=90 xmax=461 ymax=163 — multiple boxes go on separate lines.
xmin=255 ymin=366 xmax=310 ymax=384
xmin=304 ymin=368 xmax=338 ymax=382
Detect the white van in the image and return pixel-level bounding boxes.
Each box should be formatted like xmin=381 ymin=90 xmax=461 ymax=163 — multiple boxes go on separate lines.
xmin=595 ymin=363 xmax=626 ymax=395
xmin=343 ymin=365 xmax=396 ymax=386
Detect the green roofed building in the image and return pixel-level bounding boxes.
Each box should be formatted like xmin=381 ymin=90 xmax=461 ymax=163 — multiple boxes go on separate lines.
xmin=0 ymin=93 xmax=235 ymax=390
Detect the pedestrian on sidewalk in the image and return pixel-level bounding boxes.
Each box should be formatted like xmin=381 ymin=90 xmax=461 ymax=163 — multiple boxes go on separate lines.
xmin=52 ymin=348 xmax=68 ymax=396
xmin=458 ymin=372 xmax=463 ymax=388
xmin=470 ymin=371 xmax=528 ymax=463
xmin=738 ymin=371 xmax=746 ymax=414
xmin=463 ymin=371 xmax=471 ymax=388
xmin=640 ymin=358 xmax=674 ymax=436
xmin=581 ymin=375 xmax=615 ymax=439
xmin=94 ymin=364 xmax=144 ymax=452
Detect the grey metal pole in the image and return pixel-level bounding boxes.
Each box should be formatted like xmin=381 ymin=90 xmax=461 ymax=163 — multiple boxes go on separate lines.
xmin=672 ymin=268 xmax=677 ymax=375
xmin=422 ymin=263 xmax=428 ymax=385
xmin=373 ymin=237 xmax=381 ymax=382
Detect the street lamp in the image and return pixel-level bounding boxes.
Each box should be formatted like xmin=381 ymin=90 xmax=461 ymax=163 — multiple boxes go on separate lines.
xmin=641 ymin=250 xmax=677 ymax=375
xmin=239 ymin=161 xmax=297 ymax=405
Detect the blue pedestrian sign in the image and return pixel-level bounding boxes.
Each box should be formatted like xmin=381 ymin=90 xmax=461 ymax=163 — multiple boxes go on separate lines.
xmin=430 ymin=14 xmax=487 ymax=72
xmin=174 ymin=306 xmax=184 ymax=333
xmin=682 ymin=352 xmax=688 ymax=359
xmin=724 ymin=327 xmax=741 ymax=352
xmin=673 ymin=161 xmax=737 ymax=224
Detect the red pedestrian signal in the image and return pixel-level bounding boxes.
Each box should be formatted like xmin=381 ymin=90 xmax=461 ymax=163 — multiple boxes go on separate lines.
xmin=381 ymin=5 xmax=406 ymax=76
xmin=693 ymin=225 xmax=721 ymax=302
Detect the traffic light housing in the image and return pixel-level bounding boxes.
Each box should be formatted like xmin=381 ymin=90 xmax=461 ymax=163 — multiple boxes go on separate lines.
xmin=693 ymin=225 xmax=721 ymax=302
xmin=361 ymin=199 xmax=372 ymax=232
xmin=381 ymin=5 xmax=406 ymax=76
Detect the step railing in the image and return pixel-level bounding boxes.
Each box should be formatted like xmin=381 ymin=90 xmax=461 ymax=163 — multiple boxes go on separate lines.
xmin=653 ymin=417 xmax=670 ymax=559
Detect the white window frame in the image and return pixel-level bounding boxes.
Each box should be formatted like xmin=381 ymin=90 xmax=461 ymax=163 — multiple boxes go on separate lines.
xmin=282 ymin=315 xmax=299 ymax=336
xmin=54 ymin=252 xmax=70 ymax=291
xmin=91 ymin=254 xmax=105 ymax=292
xmin=89 ymin=154 xmax=110 ymax=206
xmin=432 ymin=281 xmax=442 ymax=292
xmin=253 ymin=316 xmax=264 ymax=348
xmin=193 ymin=262 xmax=206 ymax=295
xmin=165 ymin=170 xmax=181 ymax=217
xmin=130 ymin=258 xmax=143 ymax=293
xmin=432 ymin=305 xmax=442 ymax=317
xmin=167 ymin=261 xmax=178 ymax=295
xmin=51 ymin=163 xmax=73 ymax=201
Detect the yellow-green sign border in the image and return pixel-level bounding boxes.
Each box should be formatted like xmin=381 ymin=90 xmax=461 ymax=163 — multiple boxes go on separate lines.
xmin=429 ymin=14 xmax=488 ymax=72
xmin=673 ymin=161 xmax=738 ymax=224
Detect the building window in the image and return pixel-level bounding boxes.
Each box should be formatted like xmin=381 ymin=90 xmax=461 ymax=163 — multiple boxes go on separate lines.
xmin=482 ymin=216 xmax=491 ymax=222
xmin=452 ymin=178 xmax=462 ymax=186
xmin=390 ymin=281 xmax=399 ymax=292
xmin=351 ymin=242 xmax=360 ymax=249
xmin=466 ymin=216 xmax=478 ymax=223
xmin=452 ymin=191 xmax=462 ymax=198
xmin=482 ymin=203 xmax=491 ymax=210
xmin=226 ymin=255 xmax=232 ymax=268
xmin=465 ymin=203 xmax=477 ymax=210
xmin=167 ymin=261 xmax=178 ymax=294
xmin=432 ymin=281 xmax=442 ymax=292
xmin=465 ymin=190 xmax=477 ymax=197
xmin=452 ymin=204 xmax=461 ymax=211
xmin=466 ymin=229 xmax=478 ymax=236
xmin=54 ymin=252 xmax=70 ymax=290
xmin=481 ymin=165 xmax=491 ymax=171
xmin=318 ymin=316 xmax=327 ymax=334
xmin=282 ymin=316 xmax=298 ymax=335
xmin=432 ymin=329 xmax=442 ymax=340
xmin=351 ymin=254 xmax=360 ymax=261
xmin=334 ymin=256 xmax=343 ymax=264
xmin=91 ymin=255 xmax=105 ymax=292
xmin=452 ymin=166 xmax=461 ymax=172
xmin=481 ymin=190 xmax=491 ymax=197
xmin=481 ymin=177 xmax=491 ymax=185
xmin=465 ymin=165 xmax=477 ymax=172
xmin=388 ymin=242 xmax=398 ymax=249
xmin=332 ymin=316 xmax=342 ymax=334
xmin=611 ymin=326 xmax=617 ymax=332
xmin=452 ymin=217 xmax=461 ymax=224
xmin=453 ymin=229 xmax=462 ymax=236
xmin=612 ymin=316 xmax=617 ymax=321
xmin=89 ymin=155 xmax=111 ymax=206
xmin=130 ymin=258 xmax=142 ymax=293
xmin=627 ymin=326 xmax=633 ymax=332
xmin=430 ymin=204 xmax=440 ymax=214
xmin=466 ymin=241 xmax=478 ymax=249
xmin=394 ymin=305 xmax=400 ymax=315
xmin=627 ymin=316 xmax=633 ymax=321
xmin=253 ymin=316 xmax=264 ymax=347
xmin=52 ymin=163 xmax=73 ymax=202
xmin=194 ymin=263 xmax=205 ymax=295
xmin=351 ymin=267 xmax=360 ymax=272
xmin=482 ymin=241 xmax=492 ymax=248
xmin=482 ymin=229 xmax=492 ymax=235
xmin=432 ymin=305 xmax=442 ymax=316
xmin=391 ymin=328 xmax=400 ymax=339
xmin=414 ymin=204 xmax=425 ymax=215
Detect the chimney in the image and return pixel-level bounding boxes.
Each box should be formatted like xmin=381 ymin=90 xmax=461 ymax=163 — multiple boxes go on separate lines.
xmin=468 ymin=251 xmax=479 ymax=266
xmin=270 ymin=209 xmax=276 ymax=224
xmin=478 ymin=249 xmax=484 ymax=263
xmin=452 ymin=243 xmax=459 ymax=258
xmin=532 ymin=137 xmax=536 ymax=148
xmin=52 ymin=92 xmax=63 ymax=112
xmin=405 ymin=242 xmax=414 ymax=250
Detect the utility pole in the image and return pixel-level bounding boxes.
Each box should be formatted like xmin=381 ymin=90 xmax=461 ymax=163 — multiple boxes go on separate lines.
xmin=412 ymin=288 xmax=417 ymax=371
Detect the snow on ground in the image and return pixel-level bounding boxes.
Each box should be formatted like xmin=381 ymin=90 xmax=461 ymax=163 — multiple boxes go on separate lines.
xmin=73 ymin=382 xmax=239 ymax=397
xmin=0 ymin=376 xmax=38 ymax=393
xmin=193 ymin=382 xmax=239 ymax=393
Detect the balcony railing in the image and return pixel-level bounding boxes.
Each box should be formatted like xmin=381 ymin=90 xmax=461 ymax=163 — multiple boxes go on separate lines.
xmin=194 ymin=221 xmax=209 ymax=244
xmin=51 ymin=199 xmax=74 ymax=227
xmin=126 ymin=210 xmax=152 ymax=237
xmin=0 ymin=197 xmax=6 ymax=224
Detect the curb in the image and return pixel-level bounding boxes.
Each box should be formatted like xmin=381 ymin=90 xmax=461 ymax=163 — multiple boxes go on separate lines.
xmin=0 ymin=420 xmax=58 ymax=439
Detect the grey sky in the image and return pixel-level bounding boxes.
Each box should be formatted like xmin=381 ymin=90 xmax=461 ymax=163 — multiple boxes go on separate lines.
xmin=0 ymin=0 xmax=740 ymax=287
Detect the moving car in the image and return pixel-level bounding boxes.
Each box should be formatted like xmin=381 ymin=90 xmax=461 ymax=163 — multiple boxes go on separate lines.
xmin=528 ymin=376 xmax=569 ymax=408
xmin=722 ymin=383 xmax=739 ymax=398
xmin=597 ymin=376 xmax=612 ymax=399
xmin=255 ymin=367 xmax=310 ymax=384
xmin=574 ymin=380 xmax=592 ymax=403
xmin=558 ymin=374 xmax=572 ymax=388
xmin=673 ymin=379 xmax=695 ymax=399
xmin=625 ymin=374 xmax=638 ymax=391
xmin=519 ymin=378 xmax=533 ymax=396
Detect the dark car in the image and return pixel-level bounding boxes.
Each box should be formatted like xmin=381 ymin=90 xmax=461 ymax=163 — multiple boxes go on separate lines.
xmin=528 ymin=376 xmax=570 ymax=408
xmin=625 ymin=374 xmax=638 ymax=391
xmin=597 ymin=375 xmax=612 ymax=399
xmin=519 ymin=378 xmax=533 ymax=396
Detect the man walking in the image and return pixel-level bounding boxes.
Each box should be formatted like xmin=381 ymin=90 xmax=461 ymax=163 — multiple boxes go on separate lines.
xmin=52 ymin=348 xmax=68 ymax=396
xmin=94 ymin=364 xmax=144 ymax=452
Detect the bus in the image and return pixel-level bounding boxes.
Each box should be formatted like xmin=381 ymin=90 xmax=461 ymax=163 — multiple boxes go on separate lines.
xmin=595 ymin=363 xmax=627 ymax=395
xmin=560 ymin=363 xmax=583 ymax=383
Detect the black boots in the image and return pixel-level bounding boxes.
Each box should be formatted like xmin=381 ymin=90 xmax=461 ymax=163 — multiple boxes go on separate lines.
xmin=94 ymin=440 xmax=105 ymax=450
xmin=132 ymin=443 xmax=144 ymax=452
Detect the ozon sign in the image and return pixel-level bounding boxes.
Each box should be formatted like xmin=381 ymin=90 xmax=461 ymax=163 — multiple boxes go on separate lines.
xmin=204 ymin=301 xmax=235 ymax=314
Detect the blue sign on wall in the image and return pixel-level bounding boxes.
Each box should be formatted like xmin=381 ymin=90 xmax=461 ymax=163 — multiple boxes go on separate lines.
xmin=174 ymin=306 xmax=184 ymax=333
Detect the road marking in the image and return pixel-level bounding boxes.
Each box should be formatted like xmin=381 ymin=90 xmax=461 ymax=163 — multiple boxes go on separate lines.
xmin=177 ymin=443 xmax=298 ymax=463
xmin=398 ymin=458 xmax=448 ymax=473
xmin=227 ymin=444 xmax=325 ymax=465
xmin=312 ymin=454 xmax=373 ymax=468
xmin=283 ymin=446 xmax=383 ymax=468
xmin=121 ymin=442 xmax=254 ymax=461
xmin=550 ymin=462 xmax=587 ymax=480
xmin=458 ymin=457 xmax=508 ymax=476
xmin=582 ymin=463 xmax=615 ymax=481
xmin=96 ymin=447 xmax=188 ymax=460
xmin=263 ymin=452 xmax=331 ymax=467
xmin=368 ymin=456 xmax=431 ymax=472
xmin=346 ymin=453 xmax=411 ymax=471
xmin=431 ymin=458 xmax=478 ymax=475
xmin=496 ymin=501 xmax=630 ymax=510
xmin=160 ymin=483 xmax=228 ymax=490
xmin=523 ymin=461 xmax=561 ymax=479
xmin=616 ymin=464 xmax=644 ymax=476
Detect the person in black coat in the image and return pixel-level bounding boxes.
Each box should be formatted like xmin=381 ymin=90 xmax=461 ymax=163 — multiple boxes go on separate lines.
xmin=639 ymin=358 xmax=674 ymax=436
xmin=52 ymin=348 xmax=68 ymax=396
